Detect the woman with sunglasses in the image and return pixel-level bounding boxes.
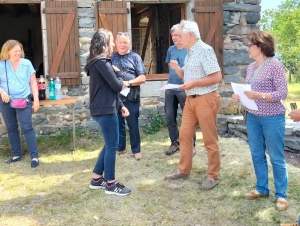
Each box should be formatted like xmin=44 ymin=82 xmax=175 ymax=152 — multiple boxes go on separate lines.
xmin=232 ymin=30 xmax=289 ymax=210
xmin=85 ymin=29 xmax=131 ymax=196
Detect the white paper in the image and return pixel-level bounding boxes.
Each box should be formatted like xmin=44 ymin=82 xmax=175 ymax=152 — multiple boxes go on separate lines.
xmin=120 ymin=87 xmax=130 ymax=96
xmin=231 ymin=82 xmax=258 ymax=110
xmin=280 ymin=99 xmax=291 ymax=113
xmin=158 ymin=84 xmax=181 ymax=91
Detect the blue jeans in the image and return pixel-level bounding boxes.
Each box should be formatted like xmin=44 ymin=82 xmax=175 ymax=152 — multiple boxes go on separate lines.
xmin=246 ymin=113 xmax=288 ymax=198
xmin=118 ymin=101 xmax=141 ymax=154
xmin=0 ymin=97 xmax=38 ymax=158
xmin=92 ymin=114 xmax=119 ymax=181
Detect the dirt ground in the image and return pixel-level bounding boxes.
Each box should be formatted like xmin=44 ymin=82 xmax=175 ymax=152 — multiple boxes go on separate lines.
xmin=284 ymin=150 xmax=300 ymax=168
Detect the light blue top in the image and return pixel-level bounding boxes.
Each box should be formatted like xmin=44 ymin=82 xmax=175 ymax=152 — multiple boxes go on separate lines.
xmin=0 ymin=58 xmax=35 ymax=97
xmin=165 ymin=45 xmax=187 ymax=91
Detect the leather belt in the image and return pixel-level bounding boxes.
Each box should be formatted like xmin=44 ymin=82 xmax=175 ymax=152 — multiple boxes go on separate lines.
xmin=189 ymin=94 xmax=200 ymax=98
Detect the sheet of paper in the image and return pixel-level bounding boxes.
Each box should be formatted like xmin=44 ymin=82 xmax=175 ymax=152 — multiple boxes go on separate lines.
xmin=120 ymin=87 xmax=130 ymax=97
xmin=280 ymin=99 xmax=291 ymax=113
xmin=158 ymin=84 xmax=181 ymax=91
xmin=231 ymin=82 xmax=258 ymax=110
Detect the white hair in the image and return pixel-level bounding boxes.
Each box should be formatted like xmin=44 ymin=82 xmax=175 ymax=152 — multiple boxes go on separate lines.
xmin=179 ymin=20 xmax=201 ymax=39
xmin=170 ymin=24 xmax=180 ymax=34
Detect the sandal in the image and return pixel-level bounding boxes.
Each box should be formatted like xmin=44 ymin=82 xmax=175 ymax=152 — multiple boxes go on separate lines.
xmin=280 ymin=222 xmax=298 ymax=226
xmin=5 ymin=156 xmax=22 ymax=164
xmin=244 ymin=190 xmax=268 ymax=199
xmin=276 ymin=199 xmax=288 ymax=211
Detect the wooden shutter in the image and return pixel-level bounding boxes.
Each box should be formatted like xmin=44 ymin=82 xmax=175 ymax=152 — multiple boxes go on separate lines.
xmin=45 ymin=0 xmax=81 ymax=85
xmin=96 ymin=1 xmax=128 ymax=39
xmin=194 ymin=0 xmax=223 ymax=74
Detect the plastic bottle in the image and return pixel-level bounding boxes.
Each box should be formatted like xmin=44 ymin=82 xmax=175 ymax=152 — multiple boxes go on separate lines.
xmin=55 ymin=76 xmax=62 ymax=100
xmin=49 ymin=78 xmax=56 ymax=100
xmin=38 ymin=75 xmax=46 ymax=100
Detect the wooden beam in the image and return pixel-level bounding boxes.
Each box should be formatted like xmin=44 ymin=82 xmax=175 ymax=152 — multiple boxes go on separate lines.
xmin=146 ymin=73 xmax=169 ymax=81
xmin=141 ymin=9 xmax=154 ymax=61
xmin=4 ymin=4 xmax=20 ymax=17
xmin=205 ymin=12 xmax=221 ymax=45
xmin=131 ymin=4 xmax=151 ymax=15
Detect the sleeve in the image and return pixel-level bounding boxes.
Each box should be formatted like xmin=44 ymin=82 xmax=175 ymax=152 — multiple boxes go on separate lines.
xmin=270 ymin=60 xmax=288 ymax=102
xmin=134 ymin=54 xmax=146 ymax=76
xmin=95 ymin=61 xmax=123 ymax=93
xmin=201 ymin=47 xmax=220 ymax=76
xmin=165 ymin=47 xmax=171 ymax=63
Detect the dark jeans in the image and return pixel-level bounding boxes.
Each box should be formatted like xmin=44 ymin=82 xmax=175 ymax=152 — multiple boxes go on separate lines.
xmin=92 ymin=114 xmax=119 ymax=181
xmin=0 ymin=97 xmax=38 ymax=158
xmin=118 ymin=101 xmax=141 ymax=154
xmin=164 ymin=89 xmax=196 ymax=146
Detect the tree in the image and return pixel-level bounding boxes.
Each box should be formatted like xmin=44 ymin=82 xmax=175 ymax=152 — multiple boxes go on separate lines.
xmin=261 ymin=0 xmax=300 ymax=82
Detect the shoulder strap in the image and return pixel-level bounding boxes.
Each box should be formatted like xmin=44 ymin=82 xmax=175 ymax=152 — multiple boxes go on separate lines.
xmin=116 ymin=54 xmax=124 ymax=72
xmin=5 ymin=60 xmax=10 ymax=95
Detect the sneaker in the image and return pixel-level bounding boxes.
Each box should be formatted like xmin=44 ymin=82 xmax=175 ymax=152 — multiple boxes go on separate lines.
xmin=165 ymin=142 xmax=179 ymax=155
xmin=89 ymin=177 xmax=107 ymax=189
xmin=105 ymin=181 xmax=131 ymax=196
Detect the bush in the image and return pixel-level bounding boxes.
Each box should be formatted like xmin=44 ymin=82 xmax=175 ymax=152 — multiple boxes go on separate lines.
xmin=142 ymin=111 xmax=167 ymax=134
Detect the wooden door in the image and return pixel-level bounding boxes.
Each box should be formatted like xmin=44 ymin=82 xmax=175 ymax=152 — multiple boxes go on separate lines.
xmin=45 ymin=0 xmax=81 ymax=85
xmin=194 ymin=0 xmax=223 ymax=73
xmin=96 ymin=1 xmax=128 ymax=40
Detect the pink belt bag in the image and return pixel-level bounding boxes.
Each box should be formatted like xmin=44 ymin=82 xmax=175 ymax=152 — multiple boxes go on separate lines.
xmin=9 ymin=96 xmax=29 ymax=109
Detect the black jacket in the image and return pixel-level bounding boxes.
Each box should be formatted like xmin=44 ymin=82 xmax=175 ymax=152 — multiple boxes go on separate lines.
xmin=86 ymin=57 xmax=124 ymax=117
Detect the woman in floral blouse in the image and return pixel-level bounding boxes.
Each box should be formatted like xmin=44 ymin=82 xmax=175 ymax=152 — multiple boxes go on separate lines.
xmin=232 ymin=30 xmax=289 ymax=211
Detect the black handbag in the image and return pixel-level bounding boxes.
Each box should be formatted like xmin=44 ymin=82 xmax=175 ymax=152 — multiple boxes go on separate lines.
xmin=126 ymin=86 xmax=140 ymax=102
xmin=117 ymin=55 xmax=140 ymax=102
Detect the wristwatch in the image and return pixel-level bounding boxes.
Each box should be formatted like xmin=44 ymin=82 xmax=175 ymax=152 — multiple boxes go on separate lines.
xmin=128 ymin=80 xmax=133 ymax=87
xmin=262 ymin=93 xmax=266 ymax=99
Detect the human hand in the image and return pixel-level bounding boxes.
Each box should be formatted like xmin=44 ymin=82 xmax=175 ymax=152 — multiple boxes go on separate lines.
xmin=288 ymin=109 xmax=300 ymax=122
xmin=112 ymin=65 xmax=120 ymax=72
xmin=32 ymin=100 xmax=40 ymax=113
xmin=244 ymin=91 xmax=261 ymax=100
xmin=232 ymin=94 xmax=240 ymax=103
xmin=0 ymin=90 xmax=10 ymax=103
xmin=169 ymin=60 xmax=179 ymax=70
xmin=123 ymin=81 xmax=130 ymax=88
xmin=121 ymin=106 xmax=130 ymax=117
xmin=178 ymin=81 xmax=194 ymax=90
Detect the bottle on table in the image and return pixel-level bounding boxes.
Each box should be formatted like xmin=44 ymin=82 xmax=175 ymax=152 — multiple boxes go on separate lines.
xmin=55 ymin=76 xmax=62 ymax=100
xmin=49 ymin=78 xmax=56 ymax=100
xmin=38 ymin=75 xmax=46 ymax=100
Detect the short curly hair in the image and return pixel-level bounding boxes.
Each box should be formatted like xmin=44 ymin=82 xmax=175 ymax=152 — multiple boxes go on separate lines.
xmin=247 ymin=30 xmax=276 ymax=57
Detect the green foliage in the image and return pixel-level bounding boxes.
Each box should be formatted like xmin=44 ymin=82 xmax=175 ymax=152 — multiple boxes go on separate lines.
xmin=142 ymin=110 xmax=167 ymax=134
xmin=261 ymin=0 xmax=300 ymax=81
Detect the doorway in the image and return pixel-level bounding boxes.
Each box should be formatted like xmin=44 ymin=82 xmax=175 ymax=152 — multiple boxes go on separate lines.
xmin=0 ymin=4 xmax=43 ymax=72
xmin=130 ymin=3 xmax=186 ymax=74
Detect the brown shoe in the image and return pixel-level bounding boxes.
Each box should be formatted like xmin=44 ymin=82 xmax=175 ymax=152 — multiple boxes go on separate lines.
xmin=117 ymin=150 xmax=126 ymax=155
xmin=165 ymin=142 xmax=179 ymax=155
xmin=280 ymin=222 xmax=298 ymax=226
xmin=276 ymin=199 xmax=288 ymax=211
xmin=200 ymin=178 xmax=219 ymax=190
xmin=244 ymin=190 xmax=269 ymax=200
xmin=164 ymin=172 xmax=189 ymax=180
xmin=133 ymin=152 xmax=142 ymax=160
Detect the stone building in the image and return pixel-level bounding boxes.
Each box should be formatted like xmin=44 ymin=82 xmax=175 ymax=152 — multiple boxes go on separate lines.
xmin=1 ymin=0 xmax=299 ymax=152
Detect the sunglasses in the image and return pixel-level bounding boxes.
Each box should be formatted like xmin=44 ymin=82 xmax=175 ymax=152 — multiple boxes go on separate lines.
xmin=247 ymin=43 xmax=256 ymax=48
xmin=117 ymin=32 xmax=129 ymax=36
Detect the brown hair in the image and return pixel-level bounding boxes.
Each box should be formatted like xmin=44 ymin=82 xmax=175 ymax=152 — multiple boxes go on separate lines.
xmin=247 ymin=30 xmax=275 ymax=57
xmin=0 ymin=40 xmax=25 ymax=61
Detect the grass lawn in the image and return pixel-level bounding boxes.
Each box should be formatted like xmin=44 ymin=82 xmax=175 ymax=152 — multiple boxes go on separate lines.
xmin=0 ymin=129 xmax=299 ymax=226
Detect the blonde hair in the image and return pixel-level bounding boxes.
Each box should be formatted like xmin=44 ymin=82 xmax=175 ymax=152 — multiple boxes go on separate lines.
xmin=0 ymin=40 xmax=25 ymax=61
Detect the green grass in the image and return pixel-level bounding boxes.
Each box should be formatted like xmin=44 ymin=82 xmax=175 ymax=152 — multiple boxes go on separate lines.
xmin=0 ymin=129 xmax=299 ymax=226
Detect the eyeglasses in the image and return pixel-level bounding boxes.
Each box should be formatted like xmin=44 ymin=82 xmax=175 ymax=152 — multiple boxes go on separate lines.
xmin=117 ymin=32 xmax=129 ymax=36
xmin=247 ymin=43 xmax=256 ymax=48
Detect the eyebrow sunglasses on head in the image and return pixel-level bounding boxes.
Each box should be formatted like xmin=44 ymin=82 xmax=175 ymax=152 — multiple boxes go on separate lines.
xmin=117 ymin=32 xmax=129 ymax=36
